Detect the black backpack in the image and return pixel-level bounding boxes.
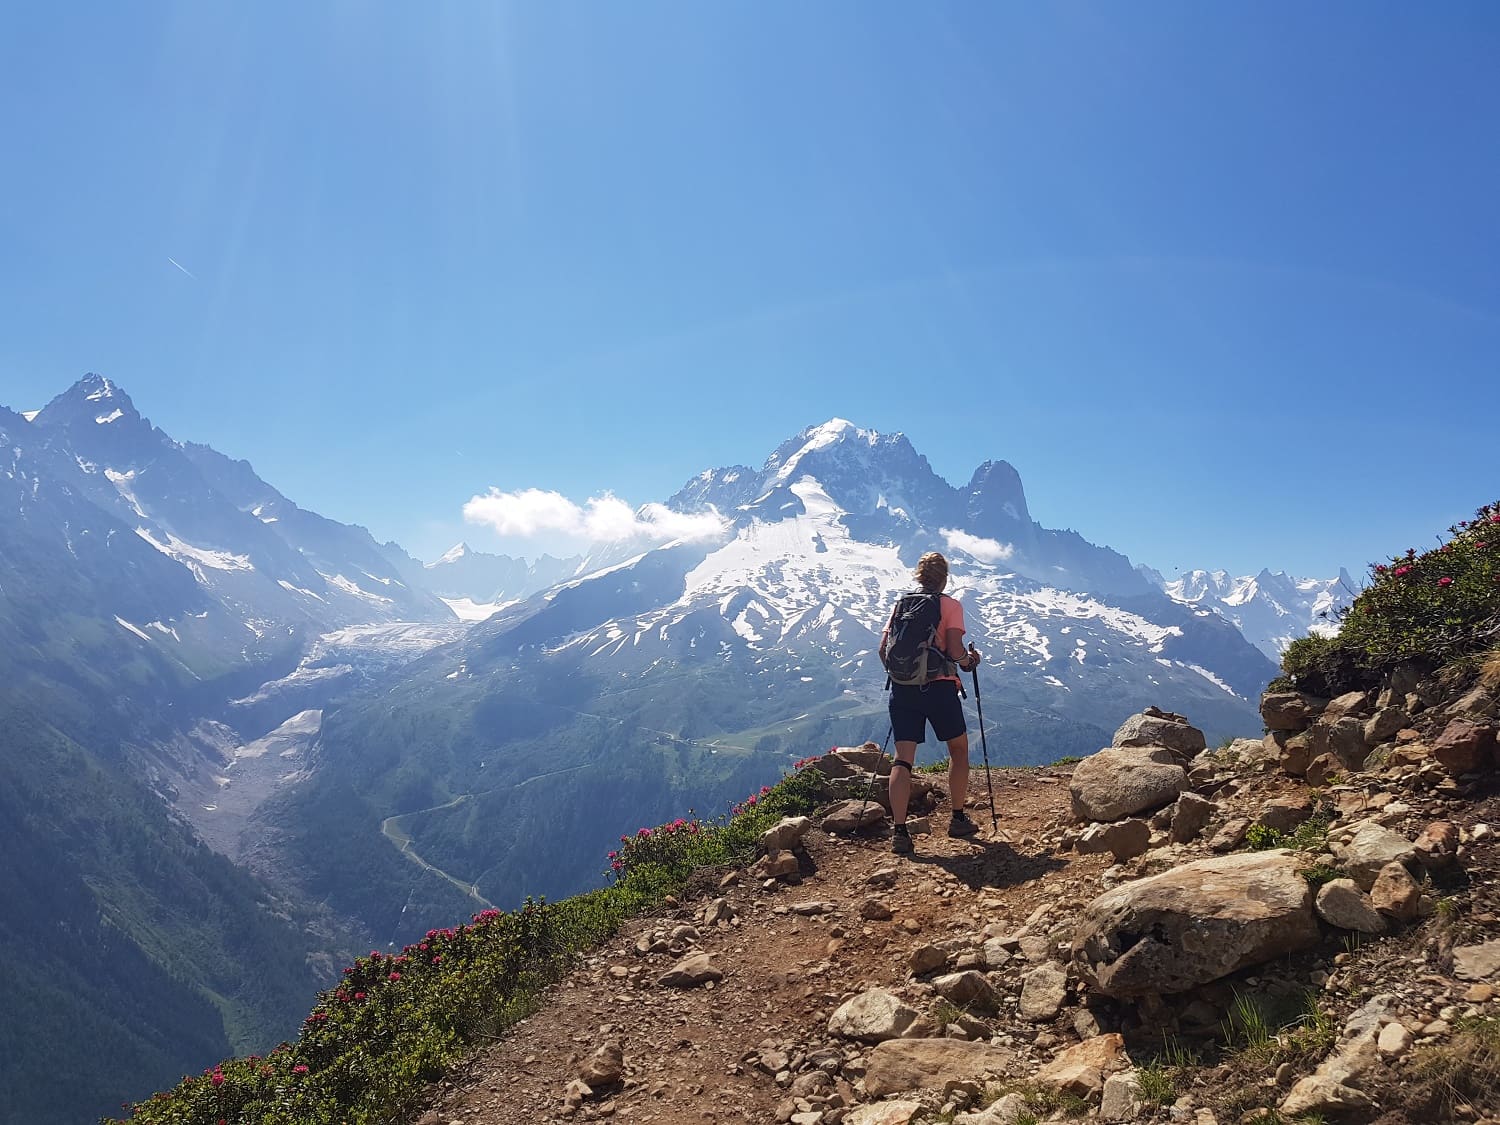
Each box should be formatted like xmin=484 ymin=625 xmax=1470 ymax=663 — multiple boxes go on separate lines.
xmin=881 ymin=592 xmax=955 ymax=686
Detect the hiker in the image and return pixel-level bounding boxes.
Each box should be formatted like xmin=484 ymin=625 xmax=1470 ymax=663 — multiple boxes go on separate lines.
xmin=878 ymin=551 xmax=982 ymax=855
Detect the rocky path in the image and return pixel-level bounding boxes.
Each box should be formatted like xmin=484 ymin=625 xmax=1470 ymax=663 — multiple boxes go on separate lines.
xmin=417 ymin=770 xmax=1089 ymax=1125
xmin=412 ymin=689 xmax=1500 ymax=1125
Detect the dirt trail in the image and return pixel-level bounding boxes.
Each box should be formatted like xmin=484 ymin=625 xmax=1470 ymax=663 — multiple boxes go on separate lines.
xmin=416 ymin=768 xmax=1096 ymax=1125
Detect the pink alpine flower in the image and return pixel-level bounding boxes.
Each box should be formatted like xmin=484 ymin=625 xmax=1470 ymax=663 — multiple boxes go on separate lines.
xmin=292 ymin=1064 xmax=310 ymax=1076
xmin=1438 ymin=576 xmax=1454 ymax=588
xmin=1393 ymin=565 xmax=1412 ymax=578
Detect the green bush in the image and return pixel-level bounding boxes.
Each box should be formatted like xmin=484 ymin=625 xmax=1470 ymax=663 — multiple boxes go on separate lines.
xmin=111 ymin=764 xmax=828 ymax=1125
xmin=1278 ymin=503 xmax=1500 ymax=692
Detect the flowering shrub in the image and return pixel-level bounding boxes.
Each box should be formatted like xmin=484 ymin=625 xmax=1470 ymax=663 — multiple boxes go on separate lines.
xmin=1279 ymin=502 xmax=1500 ymax=692
xmin=608 ymin=769 xmax=823 ymax=887
xmin=111 ymin=763 xmax=831 ymax=1125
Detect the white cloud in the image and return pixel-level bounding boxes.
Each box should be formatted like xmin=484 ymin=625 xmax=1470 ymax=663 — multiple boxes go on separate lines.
xmin=463 ymin=488 xmax=728 ymax=544
xmin=940 ymin=527 xmax=1015 ymax=563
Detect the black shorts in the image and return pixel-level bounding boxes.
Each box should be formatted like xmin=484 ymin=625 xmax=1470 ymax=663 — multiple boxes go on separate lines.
xmin=888 ymin=680 xmax=966 ymax=745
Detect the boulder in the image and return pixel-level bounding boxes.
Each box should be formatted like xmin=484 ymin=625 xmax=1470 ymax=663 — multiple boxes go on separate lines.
xmin=760 ymin=816 xmax=814 ymax=853
xmin=863 ymin=1039 xmax=1018 ymax=1098
xmin=1313 ymin=880 xmax=1387 ymax=934
xmin=1369 ymin=861 xmax=1421 ymax=922
xmin=1170 ymin=793 xmax=1215 ymax=843
xmin=658 ymin=953 xmax=722 ymax=988
xmin=1033 ymin=1033 xmax=1127 ymax=1097
xmin=1070 ymin=748 xmax=1187 ymax=822
xmin=1112 ymin=708 xmax=1206 ymax=758
xmin=1260 ymin=691 xmax=1327 ymax=732
xmin=1331 ymin=821 xmax=1417 ymax=890
xmin=820 ymin=800 xmax=887 ymax=835
xmin=1072 ymin=850 xmax=1320 ymax=997
xmin=1018 ymin=963 xmax=1069 ymax=1021
xmin=828 ymin=988 xmax=920 ymax=1042
xmin=932 ymin=970 xmax=999 ymax=1011
xmin=1432 ymin=718 xmax=1496 ymax=774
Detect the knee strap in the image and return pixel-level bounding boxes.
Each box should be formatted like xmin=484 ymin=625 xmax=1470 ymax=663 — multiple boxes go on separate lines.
xmin=889 ymin=758 xmax=913 ymax=772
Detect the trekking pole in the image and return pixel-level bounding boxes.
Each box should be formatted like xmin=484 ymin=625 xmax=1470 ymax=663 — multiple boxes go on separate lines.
xmin=857 ymin=723 xmax=894 ymax=827
xmin=968 ymin=647 xmax=999 ymax=833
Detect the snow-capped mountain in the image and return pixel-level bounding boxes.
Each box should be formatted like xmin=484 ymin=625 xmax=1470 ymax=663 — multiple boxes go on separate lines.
xmin=273 ymin=419 xmax=1279 ymax=944
xmin=394 ymin=541 xmax=581 ymax=620
xmin=483 ymin=420 xmax=1274 ymax=731
xmin=1143 ymin=565 xmax=1357 ymax=659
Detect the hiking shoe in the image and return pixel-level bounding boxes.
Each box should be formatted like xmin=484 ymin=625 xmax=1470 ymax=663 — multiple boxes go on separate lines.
xmin=949 ymin=809 xmax=980 ymax=838
xmin=891 ymin=824 xmax=915 ymax=855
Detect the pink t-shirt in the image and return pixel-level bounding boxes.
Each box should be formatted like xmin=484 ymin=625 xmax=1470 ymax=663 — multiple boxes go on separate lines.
xmin=932 ymin=594 xmax=966 ymax=685
xmin=881 ymin=592 xmax=967 ymax=684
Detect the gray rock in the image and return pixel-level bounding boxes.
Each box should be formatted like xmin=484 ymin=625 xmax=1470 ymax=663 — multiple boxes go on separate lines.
xmin=933 ymin=970 xmax=999 ymax=1011
xmin=1332 ymin=821 xmax=1417 ymax=890
xmin=862 ymin=1039 xmax=1018 ymax=1098
xmin=1327 ymin=715 xmax=1371 ymax=768
xmin=1077 ymin=818 xmax=1151 ymax=861
xmin=1019 ymin=963 xmax=1069 ymax=1021
xmin=1313 ymin=880 xmax=1387 ymax=934
xmin=1364 ymin=707 xmax=1410 ymax=745
xmin=1209 ymin=816 xmax=1251 ymax=852
xmin=845 ymin=1100 xmax=926 ymax=1125
xmin=909 ymin=944 xmax=948 ymax=976
xmin=1072 ymin=850 xmax=1320 ymax=997
xmin=760 ymin=815 xmax=814 ymax=853
xmin=703 ymin=897 xmax=736 ymax=926
xmin=1261 ymin=691 xmax=1327 ymax=732
xmin=1171 ymin=793 xmax=1215 ymax=843
xmin=1281 ymin=1076 xmax=1374 ymax=1117
xmin=1112 ymin=709 xmax=1206 ymax=758
xmin=820 ymin=800 xmax=887 ymax=835
xmin=1454 ymin=940 xmax=1500 ymax=981
xmin=1101 ymin=1071 xmax=1142 ymax=1122
xmin=827 ymin=988 xmax=920 ymax=1042
xmin=1324 ymin=690 xmax=1373 ymax=724
xmin=1070 ymin=748 xmax=1188 ymax=822
xmin=658 ymin=953 xmax=723 ymax=988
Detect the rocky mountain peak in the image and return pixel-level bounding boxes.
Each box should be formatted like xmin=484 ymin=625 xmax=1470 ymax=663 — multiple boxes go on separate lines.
xmin=35 ymin=372 xmax=145 ymax=433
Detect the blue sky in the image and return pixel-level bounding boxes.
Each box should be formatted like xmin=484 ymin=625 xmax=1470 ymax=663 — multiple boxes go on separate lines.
xmin=2 ymin=3 xmax=1497 ymax=579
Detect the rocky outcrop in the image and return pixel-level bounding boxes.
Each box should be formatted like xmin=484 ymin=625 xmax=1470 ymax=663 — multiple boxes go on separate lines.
xmin=1072 ymin=850 xmax=1320 ymax=996
xmin=1069 ymin=748 xmax=1187 ymax=822
xmin=1111 ymin=707 xmax=1206 ymax=759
